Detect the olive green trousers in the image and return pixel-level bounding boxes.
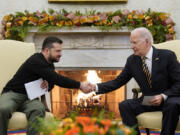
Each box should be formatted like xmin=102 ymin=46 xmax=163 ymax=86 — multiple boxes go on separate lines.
xmin=0 ymin=91 xmax=45 ymax=135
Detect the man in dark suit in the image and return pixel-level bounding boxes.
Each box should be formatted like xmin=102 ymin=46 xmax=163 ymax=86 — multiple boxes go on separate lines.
xmin=92 ymin=27 xmax=180 ymax=135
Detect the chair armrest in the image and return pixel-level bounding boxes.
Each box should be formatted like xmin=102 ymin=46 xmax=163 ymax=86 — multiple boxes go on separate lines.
xmin=132 ymin=88 xmax=141 ymax=99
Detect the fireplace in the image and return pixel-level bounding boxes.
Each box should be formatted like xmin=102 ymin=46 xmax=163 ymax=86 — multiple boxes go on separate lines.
xmin=24 ymin=27 xmax=137 ymax=119
xmin=51 ymin=69 xmax=125 ymax=118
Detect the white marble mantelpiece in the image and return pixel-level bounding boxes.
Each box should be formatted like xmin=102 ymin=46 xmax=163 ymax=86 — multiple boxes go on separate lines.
xmin=25 ymin=27 xmax=131 ymax=48
xmin=25 ymin=27 xmax=133 ymax=68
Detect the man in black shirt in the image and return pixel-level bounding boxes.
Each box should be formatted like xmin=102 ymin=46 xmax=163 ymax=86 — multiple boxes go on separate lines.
xmin=0 ymin=36 xmax=91 ymax=135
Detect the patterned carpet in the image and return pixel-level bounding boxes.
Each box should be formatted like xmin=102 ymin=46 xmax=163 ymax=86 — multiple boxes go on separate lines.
xmin=7 ymin=130 xmax=180 ymax=135
xmin=7 ymin=130 xmax=160 ymax=135
xmin=8 ymin=130 xmax=26 ymax=135
xmin=141 ymin=130 xmax=160 ymax=135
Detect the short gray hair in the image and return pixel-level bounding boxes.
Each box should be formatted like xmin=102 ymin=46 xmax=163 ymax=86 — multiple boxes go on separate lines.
xmin=131 ymin=27 xmax=154 ymax=44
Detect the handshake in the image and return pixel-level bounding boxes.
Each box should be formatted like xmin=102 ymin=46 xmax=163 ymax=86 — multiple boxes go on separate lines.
xmin=80 ymin=82 xmax=96 ymax=94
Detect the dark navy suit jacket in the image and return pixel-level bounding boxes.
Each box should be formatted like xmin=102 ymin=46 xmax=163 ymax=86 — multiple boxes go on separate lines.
xmin=97 ymin=47 xmax=180 ymax=97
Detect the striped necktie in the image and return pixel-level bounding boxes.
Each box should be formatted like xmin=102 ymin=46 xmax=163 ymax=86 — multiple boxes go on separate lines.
xmin=141 ymin=56 xmax=152 ymax=88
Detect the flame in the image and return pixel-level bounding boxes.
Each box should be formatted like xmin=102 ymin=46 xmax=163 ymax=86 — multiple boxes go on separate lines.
xmin=77 ymin=70 xmax=102 ymax=106
xmin=87 ymin=70 xmax=101 ymax=84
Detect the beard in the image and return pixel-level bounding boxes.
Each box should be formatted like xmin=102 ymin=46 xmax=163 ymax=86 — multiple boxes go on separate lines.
xmin=48 ymin=55 xmax=60 ymax=63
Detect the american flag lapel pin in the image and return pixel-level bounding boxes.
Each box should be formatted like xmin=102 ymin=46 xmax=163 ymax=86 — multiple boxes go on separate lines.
xmin=155 ymin=57 xmax=159 ymax=61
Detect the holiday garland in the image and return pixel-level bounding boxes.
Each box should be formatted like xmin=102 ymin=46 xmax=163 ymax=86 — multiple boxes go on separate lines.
xmin=1 ymin=9 xmax=175 ymax=43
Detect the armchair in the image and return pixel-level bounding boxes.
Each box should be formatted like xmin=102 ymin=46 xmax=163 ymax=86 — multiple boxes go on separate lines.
xmin=0 ymin=40 xmax=53 ymax=131
xmin=132 ymin=40 xmax=180 ymax=135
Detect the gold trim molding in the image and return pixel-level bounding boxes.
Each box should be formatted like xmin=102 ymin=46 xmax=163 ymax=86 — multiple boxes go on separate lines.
xmin=48 ymin=0 xmax=127 ymax=2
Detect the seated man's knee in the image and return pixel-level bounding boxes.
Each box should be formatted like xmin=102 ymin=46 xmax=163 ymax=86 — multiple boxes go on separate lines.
xmin=164 ymin=99 xmax=180 ymax=111
xmin=33 ymin=104 xmax=46 ymax=117
xmin=25 ymin=101 xmax=46 ymax=119
xmin=38 ymin=106 xmax=46 ymax=116
xmin=34 ymin=105 xmax=45 ymax=116
xmin=0 ymin=105 xmax=12 ymax=116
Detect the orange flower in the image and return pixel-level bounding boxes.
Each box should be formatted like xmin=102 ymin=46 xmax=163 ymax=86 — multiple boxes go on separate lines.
xmin=102 ymin=20 xmax=107 ymax=25
xmin=5 ymin=30 xmax=10 ymax=38
xmin=147 ymin=19 xmax=153 ymax=26
xmin=6 ymin=22 xmax=12 ymax=29
xmin=168 ymin=28 xmax=174 ymax=34
xmin=76 ymin=116 xmax=95 ymax=126
xmin=62 ymin=118 xmax=75 ymax=128
xmin=16 ymin=20 xmax=24 ymax=26
xmin=83 ymin=125 xmax=99 ymax=133
xmin=65 ymin=126 xmax=79 ymax=135
xmin=49 ymin=15 xmax=54 ymax=21
xmin=128 ymin=14 xmax=133 ymax=19
xmin=134 ymin=14 xmax=144 ymax=19
xmin=73 ymin=17 xmax=80 ymax=25
xmin=131 ymin=10 xmax=136 ymax=15
xmin=98 ymin=127 xmax=108 ymax=134
xmin=56 ymin=20 xmax=64 ymax=27
xmin=159 ymin=13 xmax=167 ymax=21
xmin=3 ymin=15 xmax=9 ymax=22
xmin=65 ymin=21 xmax=73 ymax=26
xmin=39 ymin=17 xmax=48 ymax=25
xmin=87 ymin=16 xmax=94 ymax=23
xmin=95 ymin=22 xmax=102 ymax=26
xmin=63 ymin=118 xmax=73 ymax=124
xmin=100 ymin=119 xmax=112 ymax=128
xmin=80 ymin=16 xmax=88 ymax=24
xmin=145 ymin=16 xmax=153 ymax=26
xmin=43 ymin=13 xmax=48 ymax=18
xmin=76 ymin=116 xmax=91 ymax=125
xmin=3 ymin=15 xmax=13 ymax=22
xmin=28 ymin=17 xmax=38 ymax=23
xmin=22 ymin=17 xmax=28 ymax=22
xmin=107 ymin=22 xmax=112 ymax=26
xmin=50 ymin=129 xmax=62 ymax=135
xmin=145 ymin=16 xmax=151 ymax=21
xmin=93 ymin=16 xmax=100 ymax=22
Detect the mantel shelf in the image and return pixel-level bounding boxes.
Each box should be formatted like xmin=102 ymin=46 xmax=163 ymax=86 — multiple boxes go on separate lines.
xmin=25 ymin=25 xmax=132 ymax=69
xmin=28 ymin=27 xmax=131 ymax=34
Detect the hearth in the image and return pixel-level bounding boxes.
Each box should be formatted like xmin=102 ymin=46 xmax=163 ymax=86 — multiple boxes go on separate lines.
xmin=51 ymin=69 xmax=126 ymax=118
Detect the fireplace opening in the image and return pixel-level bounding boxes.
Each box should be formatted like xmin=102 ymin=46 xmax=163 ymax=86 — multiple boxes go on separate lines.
xmin=51 ymin=69 xmax=126 ymax=119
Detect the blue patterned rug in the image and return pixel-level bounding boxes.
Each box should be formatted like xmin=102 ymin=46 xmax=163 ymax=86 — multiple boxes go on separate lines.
xmin=7 ymin=130 xmax=180 ymax=135
xmin=8 ymin=130 xmax=26 ymax=135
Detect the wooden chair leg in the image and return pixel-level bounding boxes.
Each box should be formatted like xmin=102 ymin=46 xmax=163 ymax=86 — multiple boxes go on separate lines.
xmin=145 ymin=128 xmax=150 ymax=135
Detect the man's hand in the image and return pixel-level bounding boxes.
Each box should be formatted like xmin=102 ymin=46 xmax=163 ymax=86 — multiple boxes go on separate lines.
xmin=41 ymin=80 xmax=49 ymax=91
xmin=149 ymin=94 xmax=163 ymax=106
xmin=80 ymin=82 xmax=96 ymax=94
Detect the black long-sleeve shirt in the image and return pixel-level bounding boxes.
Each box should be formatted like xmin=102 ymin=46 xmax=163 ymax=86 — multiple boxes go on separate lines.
xmin=3 ymin=53 xmax=80 ymax=95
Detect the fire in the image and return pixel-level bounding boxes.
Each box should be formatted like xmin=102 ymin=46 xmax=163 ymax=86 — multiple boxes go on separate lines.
xmin=77 ymin=70 xmax=102 ymax=107
xmin=86 ymin=70 xmax=101 ymax=84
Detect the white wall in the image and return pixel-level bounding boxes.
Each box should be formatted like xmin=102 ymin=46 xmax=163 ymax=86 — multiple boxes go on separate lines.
xmin=1 ymin=0 xmax=180 ymax=39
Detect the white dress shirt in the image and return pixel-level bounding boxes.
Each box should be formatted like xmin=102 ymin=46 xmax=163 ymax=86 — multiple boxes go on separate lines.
xmin=144 ymin=46 xmax=153 ymax=74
